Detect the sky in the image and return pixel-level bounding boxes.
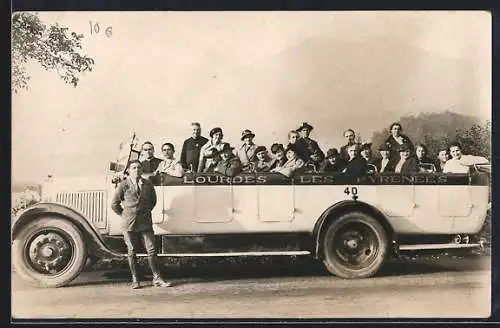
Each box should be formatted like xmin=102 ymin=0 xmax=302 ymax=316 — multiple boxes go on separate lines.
xmin=11 ymin=11 xmax=491 ymax=183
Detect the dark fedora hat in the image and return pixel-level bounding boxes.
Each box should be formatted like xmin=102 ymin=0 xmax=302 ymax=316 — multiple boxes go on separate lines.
xmin=214 ymin=143 xmax=234 ymax=155
xmin=296 ymin=122 xmax=314 ymax=132
xmin=241 ymin=129 xmax=255 ymax=141
xmin=378 ymin=143 xmax=391 ymax=151
xmin=209 ymin=127 xmax=223 ymax=137
xmin=270 ymin=143 xmax=285 ymax=154
xmin=255 ymin=145 xmax=267 ymax=154
xmin=360 ymin=141 xmax=372 ymax=150
xmin=285 ymin=143 xmax=300 ymax=153
xmin=326 ymin=148 xmax=340 ymax=158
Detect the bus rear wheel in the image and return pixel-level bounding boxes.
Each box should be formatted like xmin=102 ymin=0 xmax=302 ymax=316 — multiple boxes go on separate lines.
xmin=321 ymin=211 xmax=388 ymax=279
xmin=12 ymin=217 xmax=87 ymax=288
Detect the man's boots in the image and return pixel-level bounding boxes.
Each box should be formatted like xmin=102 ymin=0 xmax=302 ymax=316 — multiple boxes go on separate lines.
xmin=147 ymin=255 xmax=172 ymax=287
xmin=127 ymin=255 xmax=140 ymax=289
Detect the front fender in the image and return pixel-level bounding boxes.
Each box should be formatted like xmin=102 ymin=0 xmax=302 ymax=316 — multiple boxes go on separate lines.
xmin=12 ymin=202 xmax=125 ymax=259
xmin=311 ymin=200 xmax=395 ymax=258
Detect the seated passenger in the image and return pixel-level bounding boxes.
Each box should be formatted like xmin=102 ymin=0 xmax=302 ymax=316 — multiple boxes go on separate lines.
xmin=319 ymin=148 xmax=346 ymax=173
xmin=253 ymin=146 xmax=274 ymax=172
xmin=340 ymin=129 xmax=361 ymax=161
xmin=296 ymin=122 xmax=325 ymax=167
xmin=140 ymin=141 xmax=162 ymax=174
xmin=212 ymin=143 xmax=242 ymax=177
xmin=360 ymin=141 xmax=377 ymax=173
xmin=393 ymin=144 xmax=419 ymax=173
xmin=373 ymin=143 xmax=394 ymax=173
xmin=154 ymin=142 xmax=184 ymax=178
xmin=435 ymin=147 xmax=450 ymax=172
xmin=198 ymin=127 xmax=228 ymax=173
xmin=286 ymin=130 xmax=308 ymax=161
xmin=236 ymin=129 xmax=257 ymax=171
xmin=442 ymin=142 xmax=489 ymax=174
xmin=342 ymin=144 xmax=368 ymax=177
xmin=415 ymin=143 xmax=435 ymax=172
xmin=269 ymin=143 xmax=287 ymax=170
xmin=270 ymin=144 xmax=305 ymax=178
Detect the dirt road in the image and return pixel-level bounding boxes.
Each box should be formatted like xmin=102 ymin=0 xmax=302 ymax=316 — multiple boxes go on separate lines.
xmin=11 ymin=256 xmax=491 ymax=319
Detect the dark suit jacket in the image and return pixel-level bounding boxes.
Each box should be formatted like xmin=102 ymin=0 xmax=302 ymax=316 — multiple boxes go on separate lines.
xmin=140 ymin=157 xmax=162 ymax=174
xmin=180 ymin=136 xmax=208 ymax=171
xmin=384 ymin=134 xmax=414 ymax=160
xmin=111 ymin=177 xmax=157 ymax=232
xmin=373 ymin=158 xmax=395 ymax=173
xmin=293 ymin=138 xmax=325 ymax=163
xmin=343 ymin=156 xmax=368 ymax=178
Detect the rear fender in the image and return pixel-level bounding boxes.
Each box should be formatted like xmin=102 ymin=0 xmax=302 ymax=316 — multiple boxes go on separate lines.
xmin=311 ymin=200 xmax=395 ymax=259
xmin=12 ymin=202 xmax=126 ymax=259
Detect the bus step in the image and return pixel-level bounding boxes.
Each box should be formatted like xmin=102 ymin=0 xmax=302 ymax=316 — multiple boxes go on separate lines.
xmin=399 ymin=243 xmax=480 ymax=251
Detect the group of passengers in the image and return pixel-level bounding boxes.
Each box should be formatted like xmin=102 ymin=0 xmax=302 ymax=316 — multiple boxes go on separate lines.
xmin=137 ymin=122 xmax=488 ymax=179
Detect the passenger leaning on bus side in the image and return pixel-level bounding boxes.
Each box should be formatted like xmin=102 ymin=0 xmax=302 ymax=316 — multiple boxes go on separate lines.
xmin=269 ymin=143 xmax=287 ymax=171
xmin=236 ymin=129 xmax=258 ymax=172
xmin=384 ymin=123 xmax=414 ymax=161
xmin=271 ymin=144 xmax=304 ymax=178
xmin=373 ymin=143 xmax=394 ymax=173
xmin=110 ymin=160 xmax=172 ymax=289
xmin=140 ymin=141 xmax=163 ymax=174
xmin=154 ymin=142 xmax=184 ymax=178
xmin=198 ymin=127 xmax=227 ymax=173
xmin=393 ymin=144 xmax=419 ymax=173
xmin=342 ymin=143 xmax=368 ymax=177
xmin=212 ymin=143 xmax=242 ymax=177
xmin=319 ymin=148 xmax=346 ymax=173
xmin=253 ymin=146 xmax=274 ymax=172
xmin=442 ymin=142 xmax=489 ymax=174
xmin=435 ymin=147 xmax=450 ymax=172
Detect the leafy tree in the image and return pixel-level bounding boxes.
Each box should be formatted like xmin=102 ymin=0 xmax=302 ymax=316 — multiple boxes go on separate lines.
xmin=11 ymin=12 xmax=95 ymax=93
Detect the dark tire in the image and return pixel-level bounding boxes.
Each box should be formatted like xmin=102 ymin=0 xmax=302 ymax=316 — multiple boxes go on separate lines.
xmin=12 ymin=217 xmax=87 ymax=288
xmin=322 ymin=211 xmax=388 ymax=279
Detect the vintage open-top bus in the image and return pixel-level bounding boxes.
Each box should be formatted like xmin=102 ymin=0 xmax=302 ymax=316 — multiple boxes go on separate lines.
xmin=11 ymin=134 xmax=491 ymax=288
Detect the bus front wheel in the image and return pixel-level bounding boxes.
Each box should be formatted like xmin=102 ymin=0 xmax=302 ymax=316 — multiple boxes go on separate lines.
xmin=321 ymin=211 xmax=388 ymax=279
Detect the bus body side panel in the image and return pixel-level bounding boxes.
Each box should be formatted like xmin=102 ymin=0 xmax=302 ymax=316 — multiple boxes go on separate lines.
xmin=452 ymin=185 xmax=489 ymax=234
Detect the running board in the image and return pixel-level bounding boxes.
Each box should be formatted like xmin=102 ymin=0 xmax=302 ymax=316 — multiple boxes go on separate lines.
xmin=399 ymin=243 xmax=481 ymax=251
xmin=136 ymin=250 xmax=311 ymax=257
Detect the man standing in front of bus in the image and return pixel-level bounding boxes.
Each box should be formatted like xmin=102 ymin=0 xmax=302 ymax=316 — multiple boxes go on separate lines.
xmin=111 ymin=160 xmax=172 ymax=289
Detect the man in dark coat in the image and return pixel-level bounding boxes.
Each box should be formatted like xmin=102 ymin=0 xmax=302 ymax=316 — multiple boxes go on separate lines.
xmin=111 ymin=160 xmax=171 ymax=289
xmin=384 ymin=122 xmax=414 ymax=161
xmin=140 ymin=141 xmax=162 ymax=174
xmin=296 ymin=122 xmax=325 ymax=167
xmin=342 ymin=144 xmax=368 ymax=178
xmin=180 ymin=122 xmax=208 ymax=172
xmin=339 ymin=128 xmax=361 ymax=161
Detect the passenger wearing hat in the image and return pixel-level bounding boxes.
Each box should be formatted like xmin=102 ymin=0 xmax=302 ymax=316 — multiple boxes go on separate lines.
xmin=270 ymin=144 xmax=305 ymax=178
xmin=198 ymin=127 xmax=229 ymax=173
xmin=236 ymin=129 xmax=258 ymax=171
xmin=295 ymin=122 xmax=325 ymax=166
xmin=373 ymin=143 xmax=395 ymax=173
xmin=393 ymin=143 xmax=419 ymax=173
xmin=269 ymin=143 xmax=287 ymax=171
xmin=319 ymin=148 xmax=346 ymax=173
xmin=253 ymin=146 xmax=274 ymax=172
xmin=212 ymin=143 xmax=242 ymax=177
xmin=360 ymin=141 xmax=378 ymax=173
